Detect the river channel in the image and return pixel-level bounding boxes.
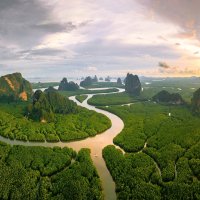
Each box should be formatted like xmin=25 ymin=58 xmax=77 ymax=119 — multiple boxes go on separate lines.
xmin=0 ymin=89 xmax=125 ymax=200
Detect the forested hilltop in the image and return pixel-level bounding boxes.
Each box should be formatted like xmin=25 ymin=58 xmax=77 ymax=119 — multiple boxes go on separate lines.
xmin=27 ymin=90 xmax=77 ymax=122
xmin=0 ymin=71 xmax=199 ymax=199
xmin=0 ymin=72 xmax=32 ymax=102
xmin=0 ymin=142 xmax=102 ymax=200
xmin=0 ymin=73 xmax=111 ymax=142
xmin=100 ymin=84 xmax=200 ymax=199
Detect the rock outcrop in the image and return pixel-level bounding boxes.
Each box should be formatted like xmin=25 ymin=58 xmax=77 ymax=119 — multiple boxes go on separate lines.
xmin=0 ymin=72 xmax=32 ymax=101
xmin=117 ymin=78 xmax=122 ymax=85
xmin=125 ymin=73 xmax=141 ymax=96
xmin=58 ymin=78 xmax=79 ymax=91
xmin=191 ymin=88 xmax=200 ymax=114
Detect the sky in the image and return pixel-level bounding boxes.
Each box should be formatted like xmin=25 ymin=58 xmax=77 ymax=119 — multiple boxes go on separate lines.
xmin=0 ymin=0 xmax=200 ymax=79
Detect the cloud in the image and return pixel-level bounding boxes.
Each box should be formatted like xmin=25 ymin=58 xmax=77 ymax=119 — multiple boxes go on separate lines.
xmin=31 ymin=22 xmax=77 ymax=33
xmin=73 ymin=40 xmax=180 ymax=59
xmin=0 ymin=0 xmax=199 ymax=78
xmin=159 ymin=66 xmax=200 ymax=76
xmin=158 ymin=36 xmax=168 ymax=41
xmin=140 ymin=0 xmax=200 ymax=41
xmin=158 ymin=62 xmax=170 ymax=69
xmin=85 ymin=66 xmax=98 ymax=71
xmin=0 ymin=0 xmax=78 ymax=48
xmin=157 ymin=60 xmax=200 ymax=76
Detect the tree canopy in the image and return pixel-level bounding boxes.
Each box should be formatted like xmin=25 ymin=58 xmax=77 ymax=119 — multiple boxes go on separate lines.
xmin=27 ymin=90 xmax=77 ymax=122
xmin=125 ymin=73 xmax=141 ymax=96
xmin=58 ymin=78 xmax=79 ymax=91
xmin=153 ymin=90 xmax=184 ymax=104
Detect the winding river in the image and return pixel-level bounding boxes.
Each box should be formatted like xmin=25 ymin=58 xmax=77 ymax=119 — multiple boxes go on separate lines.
xmin=0 ymin=88 xmax=125 ymax=200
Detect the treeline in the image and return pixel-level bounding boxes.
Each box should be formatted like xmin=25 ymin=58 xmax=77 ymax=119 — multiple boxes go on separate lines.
xmin=0 ymin=142 xmax=102 ymax=200
xmin=102 ymin=102 xmax=200 ymax=199
xmin=152 ymin=90 xmax=184 ymax=105
xmin=103 ymin=145 xmax=200 ymax=200
xmin=88 ymin=92 xmax=136 ymax=106
xmin=80 ymin=76 xmax=98 ymax=87
xmin=0 ymin=102 xmax=111 ymax=142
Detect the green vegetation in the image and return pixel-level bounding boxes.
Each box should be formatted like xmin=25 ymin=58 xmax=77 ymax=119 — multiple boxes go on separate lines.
xmin=152 ymin=90 xmax=184 ymax=104
xmin=59 ymin=88 xmax=118 ymax=97
xmin=0 ymin=72 xmax=32 ymax=101
xmin=80 ymin=76 xmax=98 ymax=87
xmin=88 ymin=92 xmax=137 ymax=106
xmin=88 ymin=78 xmax=200 ymax=106
xmin=27 ymin=90 xmax=77 ymax=122
xmin=0 ymin=102 xmax=111 ymax=142
xmin=0 ymin=142 xmax=102 ymax=200
xmin=102 ymin=102 xmax=200 ymax=199
xmin=58 ymin=78 xmax=79 ymax=91
xmin=141 ymin=77 xmax=200 ymax=103
xmin=125 ymin=73 xmax=141 ymax=95
xmin=44 ymin=86 xmax=57 ymax=93
xmin=75 ymin=95 xmax=88 ymax=103
xmin=31 ymin=82 xmax=59 ymax=89
xmin=191 ymin=88 xmax=200 ymax=115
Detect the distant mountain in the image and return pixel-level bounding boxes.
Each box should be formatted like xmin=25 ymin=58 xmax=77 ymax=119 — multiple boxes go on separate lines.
xmin=58 ymin=78 xmax=79 ymax=91
xmin=125 ymin=73 xmax=141 ymax=96
xmin=44 ymin=86 xmax=57 ymax=93
xmin=80 ymin=76 xmax=98 ymax=87
xmin=105 ymin=76 xmax=111 ymax=82
xmin=191 ymin=88 xmax=200 ymax=115
xmin=117 ymin=77 xmax=122 ymax=85
xmin=0 ymin=72 xmax=32 ymax=101
xmin=153 ymin=90 xmax=184 ymax=105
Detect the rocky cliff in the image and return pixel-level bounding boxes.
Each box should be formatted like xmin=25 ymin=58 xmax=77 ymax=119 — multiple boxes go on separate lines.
xmin=125 ymin=73 xmax=141 ymax=96
xmin=0 ymin=72 xmax=32 ymax=101
xmin=191 ymin=88 xmax=200 ymax=114
xmin=58 ymin=78 xmax=79 ymax=91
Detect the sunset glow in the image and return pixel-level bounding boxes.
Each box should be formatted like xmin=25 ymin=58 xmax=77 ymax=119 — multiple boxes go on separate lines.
xmin=0 ymin=0 xmax=200 ymax=78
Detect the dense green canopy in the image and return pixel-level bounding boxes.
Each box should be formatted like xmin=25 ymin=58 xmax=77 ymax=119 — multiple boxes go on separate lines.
xmin=0 ymin=142 xmax=103 ymax=200
xmin=191 ymin=88 xmax=200 ymax=115
xmin=27 ymin=90 xmax=77 ymax=122
xmin=125 ymin=73 xmax=141 ymax=95
xmin=153 ymin=90 xmax=184 ymax=104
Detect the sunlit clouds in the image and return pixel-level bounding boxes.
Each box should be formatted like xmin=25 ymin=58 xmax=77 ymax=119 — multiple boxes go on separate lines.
xmin=0 ymin=0 xmax=200 ymax=78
